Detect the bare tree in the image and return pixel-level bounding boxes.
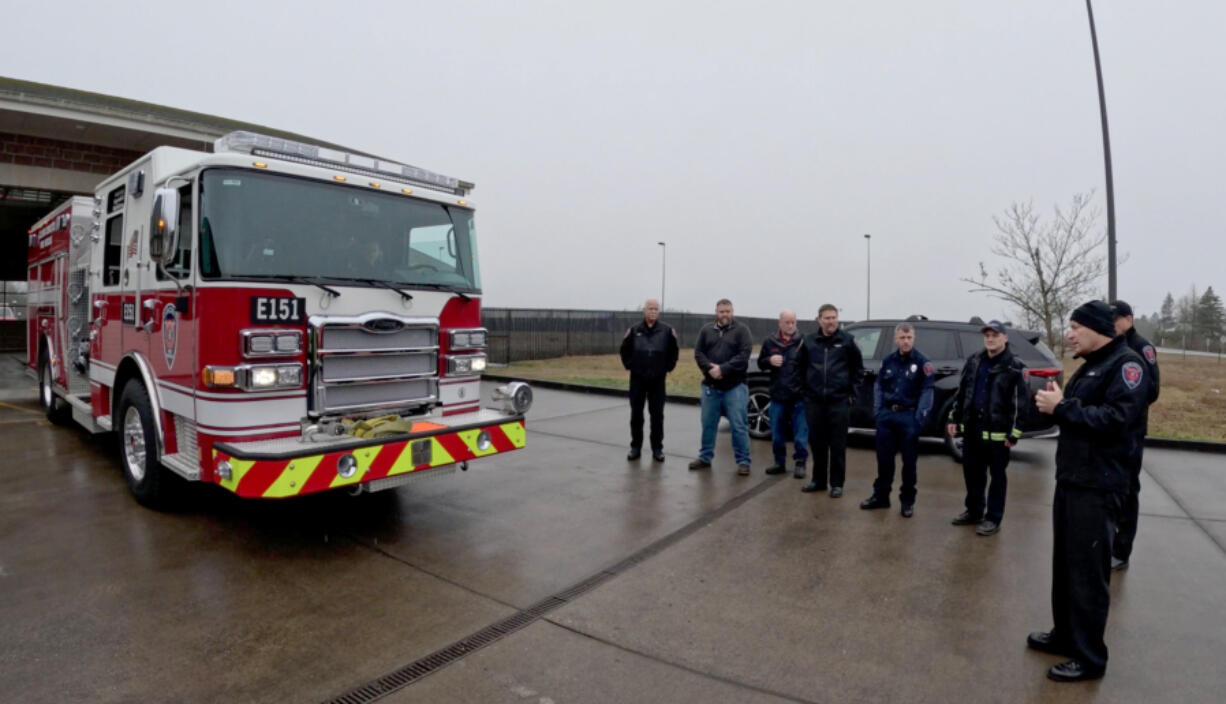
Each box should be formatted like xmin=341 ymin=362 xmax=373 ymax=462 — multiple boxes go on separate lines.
xmin=964 ymin=193 xmax=1106 ymax=355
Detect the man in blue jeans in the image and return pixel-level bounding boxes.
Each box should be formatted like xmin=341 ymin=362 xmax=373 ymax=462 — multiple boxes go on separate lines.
xmin=862 ymin=322 xmax=934 ymax=517
xmin=689 ymin=299 xmax=754 ymax=475
xmin=757 ymin=310 xmax=808 ymax=478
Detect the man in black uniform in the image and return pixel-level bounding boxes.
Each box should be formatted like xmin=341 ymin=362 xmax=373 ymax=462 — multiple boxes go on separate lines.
xmin=946 ymin=320 xmax=1028 ymax=536
xmin=757 ymin=310 xmax=808 ymax=478
xmin=861 ymin=322 xmax=934 ymax=517
xmin=620 ymin=298 xmax=679 ymax=462
xmin=1109 ymin=300 xmax=1160 ymax=570
xmin=1029 ymin=300 xmax=1148 ymax=682
xmin=795 ymin=304 xmax=864 ymax=497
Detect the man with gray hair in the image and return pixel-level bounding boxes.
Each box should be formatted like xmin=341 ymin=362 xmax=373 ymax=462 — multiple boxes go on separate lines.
xmin=862 ymin=322 xmax=934 ymax=517
xmin=620 ymin=298 xmax=679 ymax=462
xmin=757 ymin=310 xmax=808 ymax=477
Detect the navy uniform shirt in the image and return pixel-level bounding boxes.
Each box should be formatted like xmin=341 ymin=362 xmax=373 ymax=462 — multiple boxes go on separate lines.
xmin=874 ymin=348 xmax=936 ymax=421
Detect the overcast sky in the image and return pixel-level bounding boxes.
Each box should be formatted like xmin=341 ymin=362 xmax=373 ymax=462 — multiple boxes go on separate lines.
xmin=3 ymin=0 xmax=1222 ymax=322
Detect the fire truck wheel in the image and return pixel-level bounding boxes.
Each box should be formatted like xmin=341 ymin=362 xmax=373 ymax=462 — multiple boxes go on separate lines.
xmin=38 ymin=348 xmax=71 ymax=426
xmin=117 ymin=381 xmax=175 ymax=508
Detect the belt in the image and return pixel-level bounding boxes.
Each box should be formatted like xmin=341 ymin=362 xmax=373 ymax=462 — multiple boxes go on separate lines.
xmin=888 ymin=404 xmax=915 ymax=412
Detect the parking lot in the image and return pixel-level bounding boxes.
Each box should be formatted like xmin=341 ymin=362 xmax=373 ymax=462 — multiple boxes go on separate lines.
xmin=1 ymin=354 xmax=1224 ymax=703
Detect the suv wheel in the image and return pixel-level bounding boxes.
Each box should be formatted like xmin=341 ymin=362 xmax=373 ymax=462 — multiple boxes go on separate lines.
xmin=747 ymin=385 xmax=772 ymax=439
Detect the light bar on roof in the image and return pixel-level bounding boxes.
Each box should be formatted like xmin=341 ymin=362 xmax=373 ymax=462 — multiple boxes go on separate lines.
xmin=213 ymin=131 xmax=471 ymax=196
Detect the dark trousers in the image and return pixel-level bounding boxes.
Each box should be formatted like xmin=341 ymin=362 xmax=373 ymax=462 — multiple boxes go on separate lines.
xmin=1113 ymin=437 xmax=1145 ymax=561
xmin=874 ymin=410 xmax=919 ymax=505
xmin=1051 ymin=483 xmax=1121 ymax=672
xmin=962 ymin=427 xmax=1011 ymax=522
xmin=805 ymin=399 xmax=850 ymax=488
xmin=769 ymin=398 xmax=809 ymax=465
xmin=629 ymin=374 xmax=666 ymax=452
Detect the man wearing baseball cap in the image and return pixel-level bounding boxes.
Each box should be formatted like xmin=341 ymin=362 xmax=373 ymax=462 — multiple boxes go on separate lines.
xmin=1109 ymin=300 xmax=1161 ymax=571
xmin=1029 ymin=300 xmax=1148 ymax=682
xmin=946 ymin=320 xmax=1029 ymax=536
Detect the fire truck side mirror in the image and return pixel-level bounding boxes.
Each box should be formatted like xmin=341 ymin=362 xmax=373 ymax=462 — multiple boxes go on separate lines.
xmin=150 ymin=188 xmax=181 ymax=266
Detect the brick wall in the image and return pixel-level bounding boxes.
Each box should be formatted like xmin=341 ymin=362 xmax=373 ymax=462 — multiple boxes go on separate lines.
xmin=0 ymin=132 xmax=142 ymax=176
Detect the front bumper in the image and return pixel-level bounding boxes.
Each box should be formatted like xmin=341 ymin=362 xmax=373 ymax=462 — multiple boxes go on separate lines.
xmin=211 ymin=409 xmax=525 ymax=498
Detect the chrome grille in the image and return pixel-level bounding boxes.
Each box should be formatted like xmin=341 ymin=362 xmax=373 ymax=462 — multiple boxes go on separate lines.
xmin=311 ymin=314 xmax=438 ymax=417
xmin=175 ymin=416 xmax=198 ymax=458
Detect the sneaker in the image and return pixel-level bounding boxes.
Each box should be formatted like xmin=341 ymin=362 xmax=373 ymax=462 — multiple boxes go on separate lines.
xmin=976 ymin=519 xmax=1000 ymax=536
xmin=688 ymin=459 xmax=711 ymax=471
xmin=652 ymin=450 xmax=666 ymax=462
xmin=829 ymin=486 xmax=843 ymax=498
xmin=764 ymin=464 xmax=787 ymax=475
xmin=793 ymin=462 xmax=806 ymax=479
xmin=737 ymin=465 xmax=751 ymax=476
xmin=627 ymin=448 xmax=642 ymax=461
xmin=900 ymin=504 xmax=914 ymax=518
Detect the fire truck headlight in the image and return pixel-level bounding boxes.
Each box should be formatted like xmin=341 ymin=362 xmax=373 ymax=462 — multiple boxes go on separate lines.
xmin=276 ymin=365 xmax=301 ymax=386
xmin=217 ymin=460 xmax=233 ymax=481
xmin=449 ymin=328 xmax=488 ymax=349
xmin=274 ymin=334 xmax=301 ymax=353
xmin=250 ymin=367 xmax=278 ymax=388
xmin=447 ymin=354 xmax=487 ymax=376
xmin=476 ymin=431 xmax=492 ymax=451
xmin=247 ymin=335 xmax=275 ymax=354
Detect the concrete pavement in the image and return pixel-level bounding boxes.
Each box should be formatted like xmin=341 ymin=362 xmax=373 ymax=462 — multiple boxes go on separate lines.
xmin=1 ymin=355 xmax=1223 ymax=703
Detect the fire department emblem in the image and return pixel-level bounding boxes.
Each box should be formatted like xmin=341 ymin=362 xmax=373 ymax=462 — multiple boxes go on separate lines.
xmin=1122 ymin=361 xmax=1143 ymax=390
xmin=162 ymin=304 xmax=178 ymax=369
xmin=1143 ymin=345 xmax=1157 ymax=364
xmin=923 ymin=362 xmax=934 ymax=375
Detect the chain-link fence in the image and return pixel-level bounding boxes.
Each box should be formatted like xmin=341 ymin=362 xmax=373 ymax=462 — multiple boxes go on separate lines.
xmin=481 ymin=308 xmax=821 ymax=364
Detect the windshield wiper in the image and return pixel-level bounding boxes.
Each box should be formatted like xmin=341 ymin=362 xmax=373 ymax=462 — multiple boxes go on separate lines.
xmin=241 ymin=274 xmax=340 ymax=297
xmin=411 ymin=282 xmax=472 ymax=301
xmin=362 ymin=279 xmax=413 ymax=302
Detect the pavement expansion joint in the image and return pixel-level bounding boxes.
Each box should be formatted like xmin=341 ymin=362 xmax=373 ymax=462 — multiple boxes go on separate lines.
xmin=322 ymin=475 xmax=783 ymax=703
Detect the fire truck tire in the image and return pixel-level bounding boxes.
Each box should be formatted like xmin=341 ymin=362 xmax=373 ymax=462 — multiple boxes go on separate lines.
xmin=38 ymin=349 xmax=71 ymax=426
xmin=116 ymin=381 xmax=176 ymax=508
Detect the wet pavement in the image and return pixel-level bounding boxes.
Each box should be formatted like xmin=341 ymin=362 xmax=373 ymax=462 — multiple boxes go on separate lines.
xmin=1 ymin=352 xmax=1224 ymax=703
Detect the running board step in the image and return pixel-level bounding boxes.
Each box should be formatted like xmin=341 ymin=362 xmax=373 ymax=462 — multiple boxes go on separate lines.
xmin=64 ymin=395 xmax=106 ymax=434
xmin=161 ymin=453 xmax=201 ymax=481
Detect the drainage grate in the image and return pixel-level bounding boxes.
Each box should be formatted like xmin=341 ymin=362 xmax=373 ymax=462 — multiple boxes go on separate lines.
xmin=322 ymin=476 xmax=781 ymax=704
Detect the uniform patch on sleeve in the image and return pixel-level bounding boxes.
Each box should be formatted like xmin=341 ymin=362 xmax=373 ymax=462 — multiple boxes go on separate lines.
xmin=923 ymin=362 xmax=934 ymax=375
xmin=1122 ymin=361 xmax=1144 ymax=390
xmin=1143 ymin=345 xmax=1157 ymax=364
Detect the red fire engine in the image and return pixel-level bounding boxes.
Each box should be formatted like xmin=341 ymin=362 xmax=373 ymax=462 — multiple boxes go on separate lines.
xmin=27 ymin=131 xmax=531 ymax=507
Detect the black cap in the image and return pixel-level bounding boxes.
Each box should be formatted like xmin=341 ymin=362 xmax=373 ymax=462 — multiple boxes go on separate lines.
xmin=981 ymin=320 xmax=1007 ymax=334
xmin=1110 ymin=300 xmax=1133 ymax=318
xmin=1071 ymin=300 xmax=1116 ymax=338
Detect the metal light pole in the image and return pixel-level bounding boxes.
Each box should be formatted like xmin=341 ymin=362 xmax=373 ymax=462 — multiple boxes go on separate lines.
xmin=1085 ymin=0 xmax=1117 ymax=301
xmin=657 ymin=241 xmax=666 ymax=312
xmin=864 ymin=234 xmax=872 ymax=319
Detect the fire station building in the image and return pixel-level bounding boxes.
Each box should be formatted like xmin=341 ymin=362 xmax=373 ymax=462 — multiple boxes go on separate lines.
xmin=0 ymin=75 xmax=355 ymax=351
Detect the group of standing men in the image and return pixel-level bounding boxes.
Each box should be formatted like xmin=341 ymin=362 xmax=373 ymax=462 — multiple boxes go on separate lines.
xmin=621 ymin=296 xmax=1161 ymax=683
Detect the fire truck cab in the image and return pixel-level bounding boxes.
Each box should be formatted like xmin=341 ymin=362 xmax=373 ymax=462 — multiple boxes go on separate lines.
xmin=27 ymin=132 xmax=530 ymax=507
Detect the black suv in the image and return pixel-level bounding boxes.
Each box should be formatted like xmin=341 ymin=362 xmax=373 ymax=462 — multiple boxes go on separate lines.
xmin=746 ymin=317 xmax=1062 ymax=460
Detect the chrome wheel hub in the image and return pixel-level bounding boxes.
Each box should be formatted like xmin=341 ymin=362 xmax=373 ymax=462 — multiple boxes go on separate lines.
xmin=123 ymin=406 xmax=146 ymax=481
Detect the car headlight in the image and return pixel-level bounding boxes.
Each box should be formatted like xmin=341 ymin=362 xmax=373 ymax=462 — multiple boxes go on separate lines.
xmin=449 ymin=328 xmax=488 ymax=349
xmin=248 ymin=334 xmax=275 ymax=354
xmin=250 ymin=366 xmax=278 ymax=388
xmin=243 ymin=330 xmax=303 ymax=357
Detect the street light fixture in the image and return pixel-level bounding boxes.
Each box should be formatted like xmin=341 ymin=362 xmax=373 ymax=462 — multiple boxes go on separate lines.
xmin=864 ymin=234 xmax=872 ymax=320
xmin=657 ymin=241 xmax=666 ymax=312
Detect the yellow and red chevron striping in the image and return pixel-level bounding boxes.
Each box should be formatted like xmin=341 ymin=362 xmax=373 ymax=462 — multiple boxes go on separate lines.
xmin=214 ymin=419 xmax=526 ymax=498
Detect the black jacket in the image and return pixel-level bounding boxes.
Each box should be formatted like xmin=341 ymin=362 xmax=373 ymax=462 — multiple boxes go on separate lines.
xmin=1121 ymin=328 xmax=1160 ymax=434
xmin=795 ymin=328 xmax=865 ymax=403
xmin=948 ymin=346 xmax=1028 ymax=443
xmin=620 ymin=320 xmax=679 ymax=380
xmin=694 ymin=320 xmax=753 ymax=390
xmin=1052 ymin=337 xmax=1149 ymax=493
xmin=756 ymin=332 xmax=804 ymax=402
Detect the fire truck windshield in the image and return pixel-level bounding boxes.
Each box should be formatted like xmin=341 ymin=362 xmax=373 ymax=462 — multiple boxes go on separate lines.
xmin=198 ymin=168 xmax=481 ymax=292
